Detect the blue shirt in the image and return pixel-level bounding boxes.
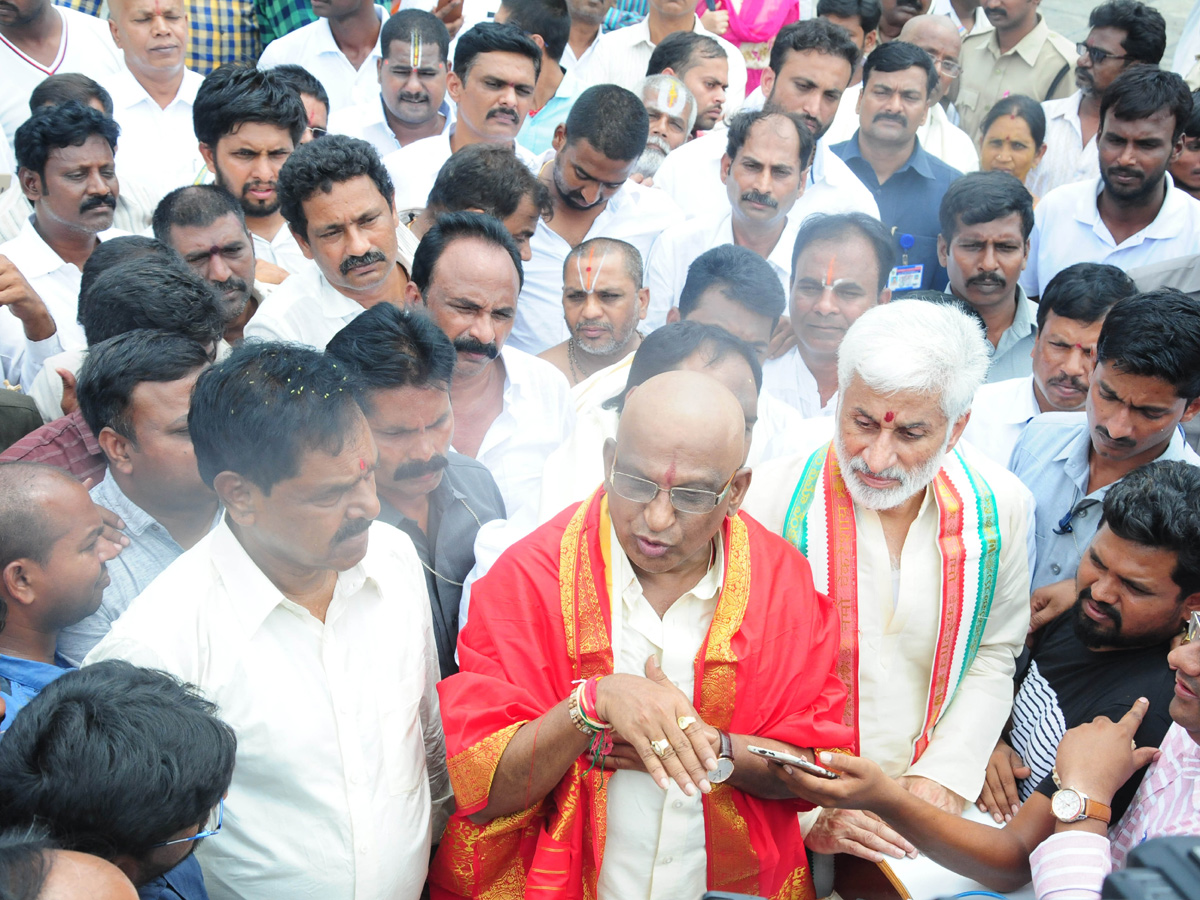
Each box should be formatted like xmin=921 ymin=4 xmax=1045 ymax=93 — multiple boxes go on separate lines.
xmin=831 ymin=133 xmax=962 ymax=291
xmin=517 ymin=69 xmax=586 ymax=157
xmin=1009 ymin=412 xmax=1200 ymax=590
xmin=0 ymin=653 xmax=72 ymax=731
xmin=138 ymin=855 xmax=209 ymax=900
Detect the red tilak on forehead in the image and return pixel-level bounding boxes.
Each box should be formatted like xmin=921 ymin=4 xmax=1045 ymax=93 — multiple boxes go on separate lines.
xmin=359 ymin=458 xmax=368 ymax=472
xmin=884 ymin=411 xmax=895 ymax=423
xmin=663 ymin=461 xmax=676 ymax=486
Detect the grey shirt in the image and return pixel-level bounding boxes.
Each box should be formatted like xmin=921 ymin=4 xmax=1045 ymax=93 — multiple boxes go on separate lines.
xmin=57 ymin=476 xmax=222 ymax=666
xmin=1009 ymin=412 xmax=1199 ymax=591
xmin=378 ymin=451 xmax=505 ymax=679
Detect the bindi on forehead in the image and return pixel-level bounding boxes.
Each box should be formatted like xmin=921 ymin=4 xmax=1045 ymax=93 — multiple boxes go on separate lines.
xmin=884 ymin=411 xmax=895 ymax=423
xmin=359 ymin=458 xmax=368 ymax=472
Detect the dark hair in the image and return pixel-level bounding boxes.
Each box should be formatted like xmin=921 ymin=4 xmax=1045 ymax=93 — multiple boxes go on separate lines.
xmin=327 ymin=304 xmax=457 ymax=399
xmin=79 ymin=235 xmax=178 ymax=303
xmin=939 ymin=171 xmax=1034 ymax=242
xmin=188 ymin=341 xmax=365 ymax=492
xmin=791 ymin=212 xmax=895 ymax=294
xmin=192 ymin=63 xmax=307 ymax=148
xmin=1186 ymin=90 xmax=1200 ymax=138
xmin=77 ymin=331 xmax=211 ymax=445
xmin=1037 ymin=263 xmax=1137 ymax=329
xmin=412 ymin=210 xmax=524 ymax=292
xmin=80 ymin=257 xmax=227 ymax=348
xmin=1096 ymin=290 xmax=1200 ymax=400
xmin=0 ymin=661 xmax=237 ymax=861
xmin=564 ymin=84 xmax=649 ymax=163
xmin=499 ymin=0 xmax=570 ymax=62
xmin=0 ymin=827 xmax=54 ymax=900
xmin=271 ymin=63 xmax=331 ymax=115
xmin=646 ymin=31 xmax=725 ymax=76
xmin=153 ymin=184 xmax=248 ymax=244
xmin=862 ymin=40 xmax=938 ymax=97
xmin=564 ymin=237 xmax=643 ymax=288
xmin=381 ymin=9 xmax=451 ymax=65
xmin=980 ymin=94 xmax=1046 ymax=147
xmin=678 ymin=244 xmax=786 ymax=326
xmin=453 ymin=21 xmax=542 ymax=80
xmin=28 ymin=73 xmax=113 ymax=116
xmin=1088 ymin=0 xmax=1166 ymax=65
xmin=816 ymin=0 xmax=882 ymax=35
xmin=13 ymin=101 xmax=119 ymax=180
xmin=725 ymin=109 xmax=815 ymax=170
xmin=604 ymin=321 xmax=762 ymax=412
xmin=278 ymin=134 xmax=394 ymax=239
xmin=425 ymin=142 xmax=552 ymax=220
xmin=1100 ymin=66 xmax=1194 ymax=143
xmin=1100 ymin=460 xmax=1200 ymax=598
xmin=769 ymin=19 xmax=859 ymax=79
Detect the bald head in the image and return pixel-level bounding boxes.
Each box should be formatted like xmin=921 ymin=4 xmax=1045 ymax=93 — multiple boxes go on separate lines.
xmin=898 ymin=15 xmax=960 ymax=102
xmin=619 ymin=370 xmax=745 ymax=475
xmin=0 ymin=463 xmax=84 ymax=573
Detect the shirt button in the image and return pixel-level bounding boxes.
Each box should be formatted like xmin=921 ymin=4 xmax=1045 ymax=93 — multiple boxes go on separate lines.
xmin=358 ymin=844 xmax=370 ymax=855
xmin=673 ymin=800 xmax=684 ymax=809
xmin=1051 ymin=563 xmax=1061 ymax=575
xmin=662 ymin=857 xmax=673 ymax=865
xmin=1077 ymin=509 xmax=1087 ymax=518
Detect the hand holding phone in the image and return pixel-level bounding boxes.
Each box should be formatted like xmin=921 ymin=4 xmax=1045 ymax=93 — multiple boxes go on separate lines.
xmin=747 ymin=745 xmax=839 ymax=779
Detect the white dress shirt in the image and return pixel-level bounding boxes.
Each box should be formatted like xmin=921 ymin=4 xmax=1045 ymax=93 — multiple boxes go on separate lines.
xmin=250 ymin=222 xmax=311 ymax=274
xmin=572 ymin=15 xmax=747 ymax=113
xmin=0 ymin=5 xmax=123 ymax=153
xmin=511 ymin=175 xmax=683 ymax=353
xmin=961 ymin=374 xmax=1041 ymax=468
xmin=328 ymin=95 xmax=455 ymax=161
xmin=744 ymin=440 xmax=1033 ymax=801
xmin=242 ymin=264 xmax=367 ymax=348
xmin=466 ymin=344 xmax=575 ymax=520
xmin=0 ymin=219 xmax=123 ymax=385
xmin=560 ymin=36 xmax=598 ymax=72
xmin=1020 ymin=175 xmax=1200 ymax=297
xmin=258 ymin=5 xmax=386 ymax=112
xmin=102 ymin=66 xmax=206 ymax=205
xmin=824 ymin=83 xmax=978 ymax=173
xmin=1026 ymin=91 xmax=1098 ymax=200
xmin=596 ymin=528 xmax=722 ymax=900
xmin=382 ymin=130 xmax=541 ymax=212
xmin=645 ymin=210 xmax=796 ymax=330
xmin=84 ymin=519 xmax=451 ymax=900
xmin=652 ymin=130 xmax=880 ymax=221
xmin=761 ymin=347 xmax=836 ymax=419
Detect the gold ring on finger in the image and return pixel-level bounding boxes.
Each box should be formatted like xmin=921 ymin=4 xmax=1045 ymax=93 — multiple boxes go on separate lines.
xmin=677 ymin=716 xmax=697 ymax=731
xmin=651 ymin=738 xmax=672 ymax=758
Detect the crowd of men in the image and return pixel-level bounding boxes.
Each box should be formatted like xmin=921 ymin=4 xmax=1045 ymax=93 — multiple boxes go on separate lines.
xmin=0 ymin=0 xmax=1199 ymax=898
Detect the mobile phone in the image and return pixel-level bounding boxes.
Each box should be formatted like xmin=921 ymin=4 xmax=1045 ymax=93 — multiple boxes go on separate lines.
xmin=747 ymin=745 xmax=839 ymax=779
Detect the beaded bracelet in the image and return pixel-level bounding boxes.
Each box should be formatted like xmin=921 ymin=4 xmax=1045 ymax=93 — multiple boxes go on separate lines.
xmin=567 ymin=676 xmax=613 ymax=771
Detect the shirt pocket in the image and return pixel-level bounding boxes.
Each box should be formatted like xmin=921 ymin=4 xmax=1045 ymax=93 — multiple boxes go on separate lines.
xmin=957 ymin=88 xmax=980 ymax=113
xmin=378 ymin=677 xmax=427 ymax=796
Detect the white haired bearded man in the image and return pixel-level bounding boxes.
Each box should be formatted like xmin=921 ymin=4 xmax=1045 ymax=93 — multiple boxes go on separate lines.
xmin=744 ymin=299 xmax=1035 ymax=863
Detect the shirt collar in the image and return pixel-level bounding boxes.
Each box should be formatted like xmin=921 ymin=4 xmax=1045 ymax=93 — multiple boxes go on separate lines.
xmin=12 ymin=217 xmax=72 ymax=279
xmin=987 ymin=14 xmax=1052 ymax=65
xmin=316 ymin=268 xmax=379 ymax=319
xmin=844 ymin=132 xmax=935 ymax=179
xmin=1010 ymin=286 xmax=1038 ymax=339
xmin=0 ymin=653 xmax=73 ymax=689
xmin=611 ymin=521 xmax=725 ymax=605
xmin=90 ymin=475 xmax=160 ymax=538
xmin=111 ymin=66 xmax=201 ymax=110
xmin=315 ymin=5 xmax=384 ymax=57
xmin=1075 ymin=174 xmax=1188 ymax=239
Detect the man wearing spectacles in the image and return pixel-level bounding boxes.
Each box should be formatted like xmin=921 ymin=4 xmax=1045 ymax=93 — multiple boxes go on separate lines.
xmin=745 ymin=299 xmax=1035 ymax=862
xmin=433 ymin=369 xmax=851 ymax=900
xmin=896 ymin=15 xmax=978 ymax=172
xmin=0 ymin=660 xmax=236 ymax=900
xmin=954 ymin=0 xmax=1076 ymax=142
xmin=766 ymin=459 xmax=1200 ymax=897
xmin=1028 ymin=0 xmax=1166 ymax=200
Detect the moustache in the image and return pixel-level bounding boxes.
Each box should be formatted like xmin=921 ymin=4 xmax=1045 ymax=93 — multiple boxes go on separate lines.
xmin=1095 ymin=424 xmax=1137 ymax=449
xmin=645 ymin=134 xmax=671 ymax=155
xmin=333 ymin=517 xmax=371 ymax=544
xmin=398 ymin=91 xmax=430 ymax=104
xmin=339 ymin=249 xmax=387 ymax=276
xmin=895 ymin=0 xmax=922 ymax=9
xmin=1078 ymin=586 xmax=1122 ymax=628
xmin=487 ymin=106 xmax=519 ymax=123
xmin=873 ymin=112 xmax=908 ymax=127
xmin=1107 ymin=166 xmax=1143 ymax=181
xmin=967 ymin=272 xmax=1007 ymax=287
xmin=393 ymin=454 xmax=449 ymax=481
xmin=80 ymin=194 xmax=117 ymax=212
xmin=453 ymin=336 xmax=499 ymax=359
xmin=1047 ymin=373 xmax=1088 ymax=396
xmin=740 ymin=190 xmax=777 ymax=208
xmin=242 ymin=179 xmax=276 ymax=195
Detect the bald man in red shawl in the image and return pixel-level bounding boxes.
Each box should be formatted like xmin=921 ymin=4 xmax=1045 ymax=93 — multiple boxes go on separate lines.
xmin=431 ymin=371 xmax=851 ymax=900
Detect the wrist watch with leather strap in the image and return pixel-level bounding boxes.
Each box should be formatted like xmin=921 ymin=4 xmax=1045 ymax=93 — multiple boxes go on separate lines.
xmin=1051 ymin=787 xmax=1112 ymax=824
xmin=708 ymin=730 xmax=735 ymax=784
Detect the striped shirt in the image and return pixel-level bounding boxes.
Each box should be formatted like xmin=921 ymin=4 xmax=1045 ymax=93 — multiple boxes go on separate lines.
xmin=1030 ymin=722 xmax=1200 ymax=900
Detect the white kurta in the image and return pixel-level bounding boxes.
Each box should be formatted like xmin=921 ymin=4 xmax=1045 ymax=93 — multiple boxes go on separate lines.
xmin=743 ymin=440 xmax=1033 ymax=801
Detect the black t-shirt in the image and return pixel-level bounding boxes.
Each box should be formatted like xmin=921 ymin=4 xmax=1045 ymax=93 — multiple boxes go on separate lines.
xmin=1008 ymin=612 xmax=1175 ymax=821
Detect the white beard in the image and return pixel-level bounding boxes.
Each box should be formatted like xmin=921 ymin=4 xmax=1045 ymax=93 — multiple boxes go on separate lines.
xmin=833 ymin=429 xmax=951 ymax=511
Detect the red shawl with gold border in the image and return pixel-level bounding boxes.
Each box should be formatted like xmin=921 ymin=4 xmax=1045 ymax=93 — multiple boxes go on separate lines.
xmin=430 ymin=488 xmax=850 ymax=900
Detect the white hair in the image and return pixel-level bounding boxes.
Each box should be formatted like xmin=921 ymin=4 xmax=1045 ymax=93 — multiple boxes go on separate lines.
xmin=640 ymin=74 xmax=698 ymax=135
xmin=836 ymin=299 xmax=990 ymax=423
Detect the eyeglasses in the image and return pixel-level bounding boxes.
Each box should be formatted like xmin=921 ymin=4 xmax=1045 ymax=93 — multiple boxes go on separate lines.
xmin=152 ymin=799 xmax=223 ymax=848
xmin=608 ymin=460 xmax=739 ymax=515
xmin=308 ymin=126 xmax=328 ymax=140
xmin=1183 ymin=611 xmax=1200 ymax=645
xmin=1076 ymin=42 xmax=1130 ymax=65
xmin=933 ymin=58 xmax=962 ymax=78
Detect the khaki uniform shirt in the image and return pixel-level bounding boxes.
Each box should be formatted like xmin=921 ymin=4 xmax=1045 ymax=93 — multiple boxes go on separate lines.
xmin=955 ymin=15 xmax=1077 ymax=140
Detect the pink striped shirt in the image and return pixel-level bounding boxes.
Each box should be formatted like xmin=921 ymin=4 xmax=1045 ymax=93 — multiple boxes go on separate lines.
xmin=1030 ymin=722 xmax=1200 ymax=900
